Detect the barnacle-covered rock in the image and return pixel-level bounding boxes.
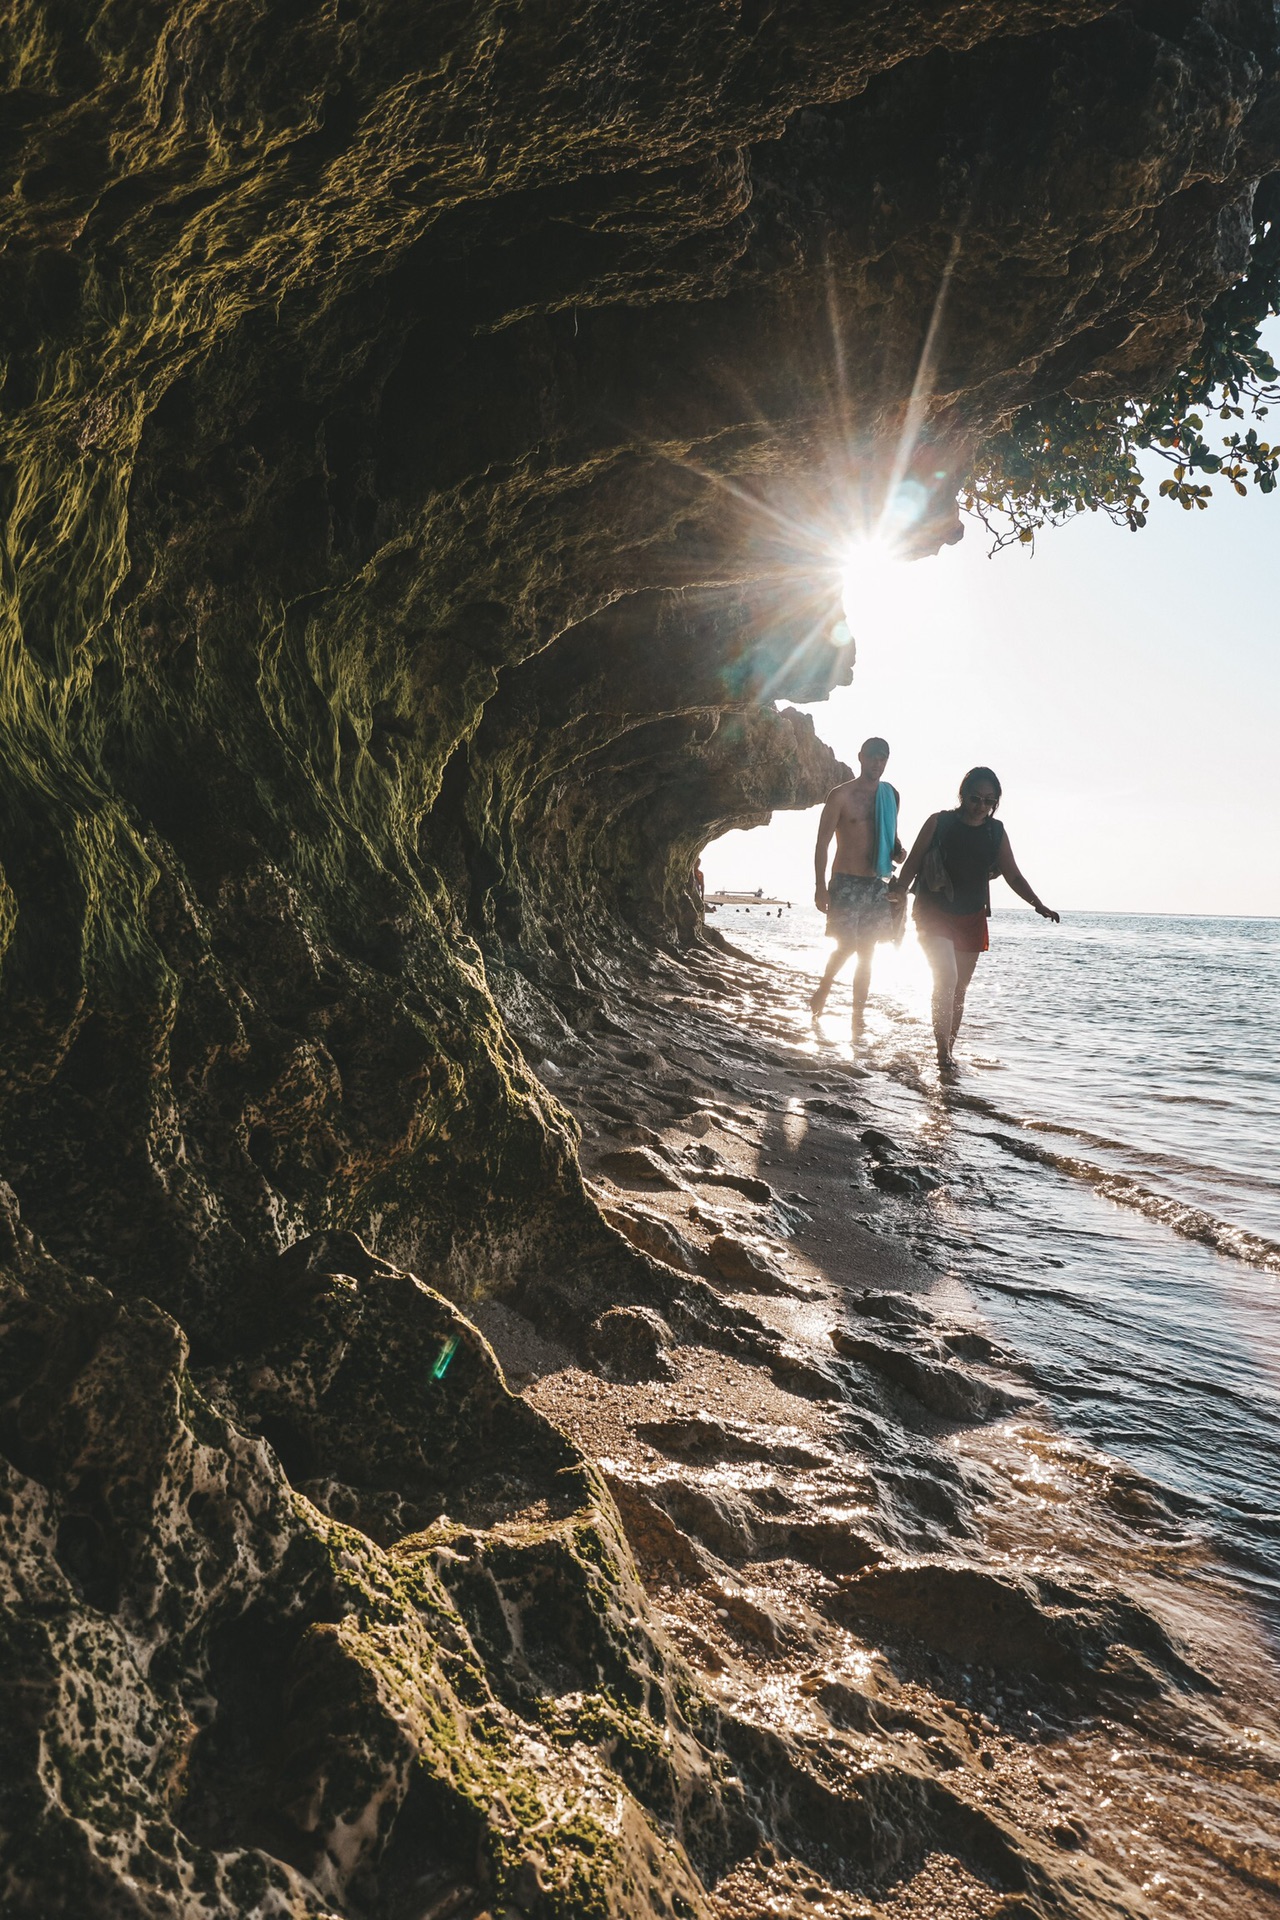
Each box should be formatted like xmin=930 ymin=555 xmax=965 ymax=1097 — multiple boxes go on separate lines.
xmin=0 ymin=1193 xmax=717 ymax=1917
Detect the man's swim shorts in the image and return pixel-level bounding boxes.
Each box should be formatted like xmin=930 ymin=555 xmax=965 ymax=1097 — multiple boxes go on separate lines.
xmin=825 ymin=872 xmax=891 ymax=943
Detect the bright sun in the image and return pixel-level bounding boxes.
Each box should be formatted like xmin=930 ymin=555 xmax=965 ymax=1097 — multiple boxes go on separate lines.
xmin=837 ymin=533 xmax=958 ymax=654
xmin=839 ymin=537 xmax=909 ymax=641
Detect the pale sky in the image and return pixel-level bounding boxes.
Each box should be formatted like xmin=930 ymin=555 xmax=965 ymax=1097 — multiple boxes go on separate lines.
xmin=705 ymin=329 xmax=1280 ymax=918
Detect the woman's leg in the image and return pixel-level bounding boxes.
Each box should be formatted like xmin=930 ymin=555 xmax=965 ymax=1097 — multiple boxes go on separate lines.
xmin=918 ymin=934 xmax=959 ymax=1065
xmin=950 ymin=949 xmax=981 ymax=1047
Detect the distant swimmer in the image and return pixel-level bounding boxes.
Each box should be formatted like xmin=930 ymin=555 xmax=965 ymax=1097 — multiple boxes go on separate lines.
xmin=811 ymin=736 xmax=906 ymax=1033
xmin=893 ymin=766 xmax=1059 ymax=1078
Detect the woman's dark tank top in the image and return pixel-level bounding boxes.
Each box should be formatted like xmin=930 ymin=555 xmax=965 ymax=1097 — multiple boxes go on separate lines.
xmin=919 ymin=811 xmax=1005 ymax=916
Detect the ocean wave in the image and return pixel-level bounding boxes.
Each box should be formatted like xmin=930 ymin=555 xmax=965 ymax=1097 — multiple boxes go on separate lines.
xmin=987 ymin=1105 xmax=1220 ymax=1167
xmin=952 ymin=1098 xmax=1279 ymax=1205
xmin=1022 ymin=1116 xmax=1151 ymax=1156
xmin=983 ymin=1131 xmax=1280 ymax=1274
xmin=1020 ymin=1119 xmax=1279 ymax=1197
xmin=1150 ymin=1092 xmax=1236 ymax=1109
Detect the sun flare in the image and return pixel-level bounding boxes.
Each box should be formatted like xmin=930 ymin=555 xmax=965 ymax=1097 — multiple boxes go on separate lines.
xmin=839 ymin=536 xmax=911 ymax=645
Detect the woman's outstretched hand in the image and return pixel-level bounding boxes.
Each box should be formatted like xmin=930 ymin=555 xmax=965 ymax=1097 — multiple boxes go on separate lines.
xmin=1035 ymin=902 xmax=1061 ymax=922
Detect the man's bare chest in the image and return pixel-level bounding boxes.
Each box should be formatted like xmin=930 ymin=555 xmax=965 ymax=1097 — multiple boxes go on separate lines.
xmin=837 ymin=793 xmax=875 ymax=832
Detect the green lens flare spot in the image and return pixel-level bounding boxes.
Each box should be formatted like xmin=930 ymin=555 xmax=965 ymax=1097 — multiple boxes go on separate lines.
xmin=431 ymin=1335 xmax=460 ymax=1381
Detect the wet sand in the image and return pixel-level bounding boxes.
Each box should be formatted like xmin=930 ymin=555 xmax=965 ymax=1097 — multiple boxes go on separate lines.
xmin=475 ymin=941 xmax=1280 ymax=1918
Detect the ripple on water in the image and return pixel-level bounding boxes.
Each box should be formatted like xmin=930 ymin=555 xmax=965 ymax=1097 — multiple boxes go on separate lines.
xmin=718 ymin=907 xmax=1280 ymax=1614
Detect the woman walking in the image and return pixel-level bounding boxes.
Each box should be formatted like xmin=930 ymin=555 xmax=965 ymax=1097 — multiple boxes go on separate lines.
xmin=893 ymin=768 xmax=1058 ymax=1076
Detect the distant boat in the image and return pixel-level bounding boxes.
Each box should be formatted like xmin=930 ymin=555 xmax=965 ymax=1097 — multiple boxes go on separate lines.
xmin=705 ymin=890 xmax=793 ymax=910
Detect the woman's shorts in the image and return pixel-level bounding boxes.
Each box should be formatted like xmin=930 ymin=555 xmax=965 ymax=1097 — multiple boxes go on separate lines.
xmin=825 ymin=873 xmax=891 ymax=943
xmin=913 ymin=896 xmax=990 ymax=953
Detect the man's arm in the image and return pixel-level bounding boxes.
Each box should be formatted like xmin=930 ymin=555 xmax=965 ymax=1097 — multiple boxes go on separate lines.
xmin=813 ymin=791 xmax=843 ymax=912
xmin=890 ymin=813 xmax=939 ymax=892
xmin=996 ymin=833 xmax=1059 ymax=921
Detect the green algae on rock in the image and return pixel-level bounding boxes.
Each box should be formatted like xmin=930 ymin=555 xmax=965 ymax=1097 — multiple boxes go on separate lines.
xmin=0 ymin=1189 xmax=717 ymax=1916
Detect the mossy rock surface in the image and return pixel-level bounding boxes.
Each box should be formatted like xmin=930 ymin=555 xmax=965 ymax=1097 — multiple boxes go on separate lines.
xmin=0 ymin=1200 xmax=714 ymax=1916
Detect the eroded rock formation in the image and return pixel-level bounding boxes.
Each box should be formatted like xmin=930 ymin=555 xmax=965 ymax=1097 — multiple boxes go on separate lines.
xmin=2 ymin=2 xmax=1278 ymax=1913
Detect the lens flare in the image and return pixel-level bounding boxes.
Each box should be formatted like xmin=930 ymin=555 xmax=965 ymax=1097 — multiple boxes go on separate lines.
xmin=883 ymin=477 xmax=929 ymax=534
xmin=431 ymin=1335 xmax=459 ymax=1381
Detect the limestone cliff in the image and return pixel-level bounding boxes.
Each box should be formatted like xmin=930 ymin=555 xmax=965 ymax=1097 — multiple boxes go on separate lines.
xmin=1 ymin=3 xmax=1277 ymax=1914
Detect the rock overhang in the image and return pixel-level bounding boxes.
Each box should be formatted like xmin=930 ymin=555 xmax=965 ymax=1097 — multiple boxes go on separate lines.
xmin=1 ymin=4 xmax=1279 ymax=1913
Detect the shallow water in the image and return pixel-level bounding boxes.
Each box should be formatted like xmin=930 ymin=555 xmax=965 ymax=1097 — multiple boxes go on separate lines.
xmin=708 ymin=904 xmax=1280 ymax=1615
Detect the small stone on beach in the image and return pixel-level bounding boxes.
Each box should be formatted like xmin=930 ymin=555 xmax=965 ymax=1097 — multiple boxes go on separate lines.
xmin=587 ymin=1306 xmax=677 ymax=1382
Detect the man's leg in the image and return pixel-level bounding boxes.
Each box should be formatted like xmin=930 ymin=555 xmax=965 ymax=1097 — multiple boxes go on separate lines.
xmin=810 ymin=938 xmax=854 ymax=1015
xmin=850 ymin=936 xmax=876 ymax=1034
xmin=919 ymin=933 xmax=959 ymax=1065
xmin=950 ymin=950 xmax=981 ymax=1048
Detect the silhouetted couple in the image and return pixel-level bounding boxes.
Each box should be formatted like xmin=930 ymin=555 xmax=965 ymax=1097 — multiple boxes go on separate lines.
xmin=812 ymin=739 xmax=1059 ymax=1077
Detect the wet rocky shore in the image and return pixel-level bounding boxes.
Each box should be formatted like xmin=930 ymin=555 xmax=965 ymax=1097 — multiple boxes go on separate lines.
xmin=476 ymin=938 xmax=1280 ymax=1918
xmin=9 ymin=930 xmax=1280 ymax=1917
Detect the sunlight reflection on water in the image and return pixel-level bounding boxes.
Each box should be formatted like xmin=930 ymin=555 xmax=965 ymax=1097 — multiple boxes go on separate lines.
xmin=710 ymin=902 xmax=936 ymax=1050
xmin=707 ymin=902 xmax=1280 ymax=1610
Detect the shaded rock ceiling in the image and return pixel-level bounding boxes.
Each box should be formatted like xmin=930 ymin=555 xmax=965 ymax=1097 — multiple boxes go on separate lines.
xmin=2 ymin=0 xmax=1276 ymax=1303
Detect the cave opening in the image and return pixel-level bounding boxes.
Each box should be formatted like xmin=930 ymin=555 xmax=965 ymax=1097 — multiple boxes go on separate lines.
xmin=3 ymin=3 xmax=1280 ymax=1915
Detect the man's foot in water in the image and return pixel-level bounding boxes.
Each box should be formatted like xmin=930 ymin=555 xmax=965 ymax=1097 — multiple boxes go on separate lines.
xmin=937 ymin=1051 xmax=960 ymax=1080
xmin=809 ymin=986 xmax=829 ymax=1019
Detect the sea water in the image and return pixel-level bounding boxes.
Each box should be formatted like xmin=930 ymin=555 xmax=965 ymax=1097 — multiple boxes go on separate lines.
xmin=709 ymin=904 xmax=1280 ymax=1612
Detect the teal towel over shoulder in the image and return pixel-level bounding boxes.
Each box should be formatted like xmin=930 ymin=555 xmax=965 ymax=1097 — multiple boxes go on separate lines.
xmin=873 ymin=782 xmax=898 ymax=880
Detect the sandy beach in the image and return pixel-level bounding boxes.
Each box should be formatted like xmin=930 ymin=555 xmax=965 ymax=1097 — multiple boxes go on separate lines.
xmin=474 ymin=937 xmax=1280 ymax=1918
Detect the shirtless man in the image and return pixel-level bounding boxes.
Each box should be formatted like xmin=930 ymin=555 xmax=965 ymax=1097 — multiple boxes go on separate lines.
xmin=811 ymin=737 xmax=905 ymax=1028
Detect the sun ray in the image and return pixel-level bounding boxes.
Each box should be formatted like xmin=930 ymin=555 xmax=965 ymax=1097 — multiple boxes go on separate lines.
xmin=877 ymin=223 xmax=967 ymax=545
